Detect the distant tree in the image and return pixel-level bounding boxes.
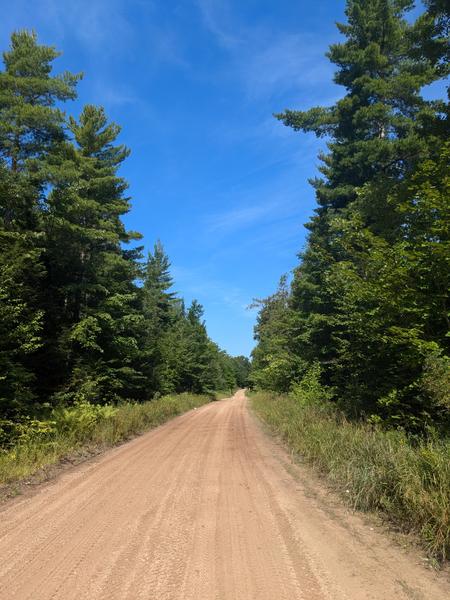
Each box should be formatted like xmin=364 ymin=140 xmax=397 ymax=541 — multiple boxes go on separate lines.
xmin=250 ymin=276 xmax=300 ymax=392
xmin=143 ymin=241 xmax=176 ymax=327
xmin=141 ymin=241 xmax=178 ymax=393
xmin=230 ymin=355 xmax=251 ymax=388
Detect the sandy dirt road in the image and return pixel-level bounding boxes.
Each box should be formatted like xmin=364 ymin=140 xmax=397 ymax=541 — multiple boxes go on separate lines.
xmin=0 ymin=390 xmax=448 ymax=599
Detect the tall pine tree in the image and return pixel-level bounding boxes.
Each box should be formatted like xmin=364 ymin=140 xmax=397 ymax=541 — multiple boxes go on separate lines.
xmin=43 ymin=105 xmax=144 ymax=403
xmin=0 ymin=31 xmax=80 ymax=414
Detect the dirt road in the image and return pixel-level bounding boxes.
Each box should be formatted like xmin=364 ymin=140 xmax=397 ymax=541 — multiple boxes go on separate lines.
xmin=0 ymin=391 xmax=448 ymax=599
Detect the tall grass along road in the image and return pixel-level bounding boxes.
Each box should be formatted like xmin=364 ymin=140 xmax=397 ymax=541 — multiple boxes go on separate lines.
xmin=0 ymin=393 xmax=218 ymax=488
xmin=0 ymin=391 xmax=448 ymax=599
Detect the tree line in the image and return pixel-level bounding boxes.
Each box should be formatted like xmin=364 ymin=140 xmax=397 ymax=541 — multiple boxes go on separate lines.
xmin=250 ymin=0 xmax=449 ymax=434
xmin=0 ymin=31 xmax=250 ymax=422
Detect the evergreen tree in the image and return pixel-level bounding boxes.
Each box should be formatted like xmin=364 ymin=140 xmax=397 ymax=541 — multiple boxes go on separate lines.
xmin=141 ymin=241 xmax=177 ymax=393
xmin=43 ymin=105 xmax=144 ymax=403
xmin=323 ymin=139 xmax=450 ymax=427
xmin=143 ymin=241 xmax=176 ymax=327
xmin=275 ymin=0 xmax=445 ymax=386
xmin=155 ymin=298 xmax=237 ymax=395
xmin=0 ymin=228 xmax=43 ymax=416
xmin=277 ymin=0 xmax=439 ymax=211
xmin=0 ymin=31 xmax=80 ymax=413
xmin=0 ymin=30 xmax=80 ymax=227
xmin=183 ymin=300 xmax=216 ymax=393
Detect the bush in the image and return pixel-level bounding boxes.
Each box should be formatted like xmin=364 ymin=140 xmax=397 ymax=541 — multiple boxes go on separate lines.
xmin=290 ymin=362 xmax=334 ymax=406
xmin=421 ymin=350 xmax=450 ymax=426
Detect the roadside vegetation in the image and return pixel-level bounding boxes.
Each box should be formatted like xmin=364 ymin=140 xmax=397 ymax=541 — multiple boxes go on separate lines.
xmin=249 ymin=0 xmax=449 ymax=563
xmin=251 ymin=375 xmax=450 ymax=562
xmin=0 ymin=392 xmax=225 ymax=486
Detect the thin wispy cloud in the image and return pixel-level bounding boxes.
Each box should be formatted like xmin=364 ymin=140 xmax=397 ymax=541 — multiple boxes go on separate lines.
xmin=62 ymin=1 xmax=133 ymax=55
xmin=171 ymin=265 xmax=251 ymax=317
xmin=27 ymin=0 xmax=134 ymax=57
xmin=196 ymin=0 xmax=242 ymax=49
xmin=2 ymin=0 xmax=188 ymax=69
xmin=241 ymin=33 xmax=334 ymax=100
xmin=206 ymin=202 xmax=280 ymax=234
xmin=204 ymin=172 xmax=310 ymax=239
xmin=149 ymin=27 xmax=190 ymax=69
xmin=90 ymin=81 xmax=139 ymax=108
xmin=196 ymin=0 xmax=333 ymax=101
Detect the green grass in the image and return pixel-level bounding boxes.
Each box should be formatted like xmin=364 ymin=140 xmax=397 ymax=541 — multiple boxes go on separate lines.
xmin=251 ymin=391 xmax=450 ymax=562
xmin=0 ymin=392 xmax=219 ymax=486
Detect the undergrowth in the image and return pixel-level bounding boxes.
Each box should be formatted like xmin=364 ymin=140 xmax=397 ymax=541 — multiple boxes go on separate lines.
xmin=0 ymin=392 xmax=219 ymax=486
xmin=251 ymin=390 xmax=450 ymax=562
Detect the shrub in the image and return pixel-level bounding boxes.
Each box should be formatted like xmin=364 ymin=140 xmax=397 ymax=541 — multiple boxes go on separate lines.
xmin=290 ymin=362 xmax=334 ymax=406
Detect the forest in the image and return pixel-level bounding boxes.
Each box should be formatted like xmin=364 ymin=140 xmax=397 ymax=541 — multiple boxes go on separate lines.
xmin=0 ymin=30 xmax=250 ymax=442
xmin=250 ymin=0 xmax=449 ymax=436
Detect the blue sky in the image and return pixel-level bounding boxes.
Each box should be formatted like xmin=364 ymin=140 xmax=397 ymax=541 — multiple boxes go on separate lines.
xmin=1 ymin=1 xmax=350 ymax=356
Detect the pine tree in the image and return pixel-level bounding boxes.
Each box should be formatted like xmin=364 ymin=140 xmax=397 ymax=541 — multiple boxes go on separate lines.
xmin=143 ymin=242 xmax=176 ymax=337
xmin=277 ymin=0 xmax=439 ymax=212
xmin=141 ymin=241 xmax=178 ymax=393
xmin=0 ymin=31 xmax=80 ymax=413
xmin=183 ymin=300 xmax=214 ymax=393
xmin=0 ymin=30 xmax=80 ymax=227
xmin=43 ymin=105 xmax=144 ymax=403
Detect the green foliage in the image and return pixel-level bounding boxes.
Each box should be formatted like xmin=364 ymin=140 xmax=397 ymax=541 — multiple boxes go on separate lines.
xmin=0 ymin=416 xmax=56 ymax=449
xmin=290 ymin=363 xmax=334 ymax=407
xmin=276 ymin=0 xmax=436 ymax=211
xmin=229 ymin=355 xmax=251 ymax=388
xmin=250 ymin=276 xmax=302 ymax=391
xmin=41 ymin=103 xmax=145 ymax=403
xmin=421 ymin=350 xmax=450 ymax=415
xmin=52 ymin=401 xmax=118 ymax=439
xmin=138 ymin=241 xmax=242 ymax=397
xmin=0 ymin=30 xmax=80 ymax=415
xmin=252 ymin=391 xmax=450 ymax=561
xmin=0 ymin=231 xmax=44 ymax=415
